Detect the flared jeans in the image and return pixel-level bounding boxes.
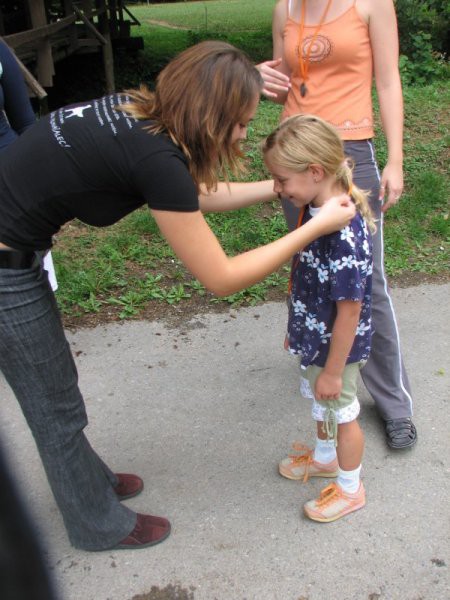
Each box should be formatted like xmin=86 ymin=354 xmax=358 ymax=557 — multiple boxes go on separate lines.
xmin=0 ymin=263 xmax=136 ymax=550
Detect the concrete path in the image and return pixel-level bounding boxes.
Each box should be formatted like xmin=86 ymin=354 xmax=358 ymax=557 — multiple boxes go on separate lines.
xmin=1 ymin=283 xmax=449 ymax=600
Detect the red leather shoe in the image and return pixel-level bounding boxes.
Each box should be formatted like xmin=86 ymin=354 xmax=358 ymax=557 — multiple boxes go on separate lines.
xmin=115 ymin=513 xmax=171 ymax=549
xmin=113 ymin=473 xmax=144 ymax=500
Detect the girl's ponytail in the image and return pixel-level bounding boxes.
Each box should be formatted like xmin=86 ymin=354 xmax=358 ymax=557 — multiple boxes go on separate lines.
xmin=337 ymin=159 xmax=376 ymax=233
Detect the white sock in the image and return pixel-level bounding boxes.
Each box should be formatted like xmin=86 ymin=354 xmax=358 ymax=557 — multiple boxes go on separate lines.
xmin=337 ymin=465 xmax=362 ymax=494
xmin=313 ymin=437 xmax=337 ymax=464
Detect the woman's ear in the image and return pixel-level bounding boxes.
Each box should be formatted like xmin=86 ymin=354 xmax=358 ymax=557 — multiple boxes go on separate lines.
xmin=310 ymin=164 xmax=325 ymax=182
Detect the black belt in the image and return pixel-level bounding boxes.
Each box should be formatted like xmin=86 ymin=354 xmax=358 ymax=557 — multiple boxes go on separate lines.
xmin=0 ymin=249 xmax=40 ymax=269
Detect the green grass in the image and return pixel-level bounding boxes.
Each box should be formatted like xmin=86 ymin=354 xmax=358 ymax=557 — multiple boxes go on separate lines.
xmin=130 ymin=1 xmax=275 ymax=33
xmin=52 ymin=2 xmax=449 ymax=321
xmin=114 ymin=0 xmax=274 ymax=88
xmin=373 ymin=83 xmax=450 ymax=275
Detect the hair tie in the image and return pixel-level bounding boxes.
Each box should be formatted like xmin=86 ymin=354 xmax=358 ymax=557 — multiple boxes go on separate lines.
xmin=341 ymin=158 xmax=352 ymax=170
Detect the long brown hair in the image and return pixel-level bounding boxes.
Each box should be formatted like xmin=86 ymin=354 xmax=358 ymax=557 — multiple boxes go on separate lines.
xmin=119 ymin=41 xmax=263 ymax=192
xmin=263 ymin=114 xmax=376 ymax=232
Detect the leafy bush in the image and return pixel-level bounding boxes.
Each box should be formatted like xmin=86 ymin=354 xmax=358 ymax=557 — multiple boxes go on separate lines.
xmin=398 ymin=33 xmax=449 ymax=86
xmin=396 ymin=0 xmax=449 ymax=57
xmin=396 ymin=0 xmax=449 ymax=84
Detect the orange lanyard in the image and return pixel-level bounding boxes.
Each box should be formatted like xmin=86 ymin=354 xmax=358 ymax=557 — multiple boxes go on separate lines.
xmin=288 ymin=205 xmax=306 ymax=294
xmin=297 ymin=0 xmax=333 ymax=97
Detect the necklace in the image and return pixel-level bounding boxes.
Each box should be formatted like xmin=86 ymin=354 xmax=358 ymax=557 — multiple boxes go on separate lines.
xmin=297 ymin=0 xmax=333 ymax=97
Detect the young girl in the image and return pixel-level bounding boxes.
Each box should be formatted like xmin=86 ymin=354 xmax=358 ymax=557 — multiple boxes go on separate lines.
xmin=263 ymin=114 xmax=375 ymax=522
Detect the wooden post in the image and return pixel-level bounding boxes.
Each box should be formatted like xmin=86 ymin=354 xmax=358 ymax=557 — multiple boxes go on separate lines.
xmin=109 ymin=0 xmax=119 ymax=39
xmin=73 ymin=1 xmax=115 ymax=93
xmin=63 ymin=0 xmax=78 ymax=50
xmin=98 ymin=0 xmax=115 ymax=93
xmin=27 ymin=0 xmax=54 ymax=87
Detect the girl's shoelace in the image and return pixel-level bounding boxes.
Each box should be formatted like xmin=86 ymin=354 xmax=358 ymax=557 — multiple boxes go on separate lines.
xmin=287 ymin=443 xmax=314 ymax=482
xmin=314 ymin=483 xmax=343 ymax=508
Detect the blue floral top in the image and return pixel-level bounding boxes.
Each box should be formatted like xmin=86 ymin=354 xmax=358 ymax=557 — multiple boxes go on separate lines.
xmin=286 ymin=205 xmax=373 ymax=368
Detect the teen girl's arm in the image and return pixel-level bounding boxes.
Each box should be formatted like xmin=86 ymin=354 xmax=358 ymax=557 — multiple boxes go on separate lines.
xmin=198 ymin=181 xmax=276 ymax=213
xmin=151 ymin=195 xmax=354 ymax=297
xmin=367 ymin=0 xmax=404 ymax=212
xmin=314 ymin=300 xmax=362 ymax=400
xmin=256 ymin=0 xmax=291 ymax=101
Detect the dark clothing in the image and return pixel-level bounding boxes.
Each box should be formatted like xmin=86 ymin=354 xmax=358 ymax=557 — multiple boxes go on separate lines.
xmin=0 ymin=40 xmax=35 ymax=151
xmin=0 ymin=94 xmax=199 ymax=251
xmin=0 ymin=246 xmax=136 ymax=551
xmin=0 ymin=439 xmax=58 ymax=600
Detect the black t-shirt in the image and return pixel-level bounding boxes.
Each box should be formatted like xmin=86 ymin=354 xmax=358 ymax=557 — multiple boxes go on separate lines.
xmin=0 ymin=94 xmax=199 ymax=251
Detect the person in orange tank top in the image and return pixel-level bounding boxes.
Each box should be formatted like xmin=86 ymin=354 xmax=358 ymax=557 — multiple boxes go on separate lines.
xmin=257 ymin=0 xmax=417 ymax=450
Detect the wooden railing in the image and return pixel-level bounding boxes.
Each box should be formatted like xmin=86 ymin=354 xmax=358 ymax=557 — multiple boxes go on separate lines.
xmin=1 ymin=1 xmax=139 ymax=95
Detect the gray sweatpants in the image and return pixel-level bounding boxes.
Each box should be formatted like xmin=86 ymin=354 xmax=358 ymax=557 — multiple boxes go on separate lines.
xmin=282 ymin=139 xmax=414 ymax=420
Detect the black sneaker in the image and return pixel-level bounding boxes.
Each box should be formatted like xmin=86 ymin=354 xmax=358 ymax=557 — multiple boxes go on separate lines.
xmin=385 ymin=417 xmax=417 ymax=449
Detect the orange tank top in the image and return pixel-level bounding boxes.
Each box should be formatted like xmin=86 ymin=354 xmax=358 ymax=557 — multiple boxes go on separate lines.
xmin=282 ymin=2 xmax=374 ymax=140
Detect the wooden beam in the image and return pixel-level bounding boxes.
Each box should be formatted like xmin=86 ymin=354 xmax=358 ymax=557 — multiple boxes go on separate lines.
xmin=63 ymin=1 xmax=78 ymax=49
xmin=73 ymin=6 xmax=107 ymax=45
xmin=10 ymin=47 xmax=47 ymax=100
xmin=122 ymin=5 xmax=141 ymax=27
xmin=27 ymin=0 xmax=54 ymax=87
xmin=4 ymin=16 xmax=76 ymax=49
xmin=1 ymin=1 xmax=119 ymax=93
xmin=97 ymin=0 xmax=115 ymax=93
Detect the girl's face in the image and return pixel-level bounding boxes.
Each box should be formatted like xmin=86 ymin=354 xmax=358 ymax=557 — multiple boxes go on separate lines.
xmin=265 ymin=156 xmax=319 ymax=208
xmin=230 ymin=94 xmax=260 ymax=144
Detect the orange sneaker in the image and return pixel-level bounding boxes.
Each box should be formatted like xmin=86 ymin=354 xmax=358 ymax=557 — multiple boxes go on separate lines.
xmin=304 ymin=482 xmax=366 ymax=522
xmin=279 ymin=443 xmax=338 ymax=482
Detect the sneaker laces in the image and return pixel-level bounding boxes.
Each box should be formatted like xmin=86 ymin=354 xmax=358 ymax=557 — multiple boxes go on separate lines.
xmin=314 ymin=483 xmax=343 ymax=508
xmin=288 ymin=443 xmax=314 ymax=482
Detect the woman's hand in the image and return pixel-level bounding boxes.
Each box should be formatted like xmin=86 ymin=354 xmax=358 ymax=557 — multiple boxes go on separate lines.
xmin=256 ymin=59 xmax=291 ymax=99
xmin=315 ymin=195 xmax=356 ymax=234
xmin=379 ymin=162 xmax=404 ymax=213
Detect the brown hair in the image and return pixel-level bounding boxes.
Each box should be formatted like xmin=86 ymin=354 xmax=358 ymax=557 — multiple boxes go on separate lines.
xmin=119 ymin=40 xmax=263 ymax=192
xmin=263 ymin=114 xmax=376 ymax=232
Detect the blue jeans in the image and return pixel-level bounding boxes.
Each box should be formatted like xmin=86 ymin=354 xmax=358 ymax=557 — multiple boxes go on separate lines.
xmin=0 ymin=263 xmax=135 ymax=550
xmin=282 ymin=140 xmax=413 ymax=420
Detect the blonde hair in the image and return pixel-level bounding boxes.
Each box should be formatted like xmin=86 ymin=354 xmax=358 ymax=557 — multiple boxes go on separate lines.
xmin=263 ymin=114 xmax=376 ymax=232
xmin=118 ymin=41 xmax=262 ymax=192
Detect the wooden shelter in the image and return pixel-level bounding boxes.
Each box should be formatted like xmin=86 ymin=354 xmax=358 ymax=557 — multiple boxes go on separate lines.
xmin=0 ymin=1 xmax=142 ymax=101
